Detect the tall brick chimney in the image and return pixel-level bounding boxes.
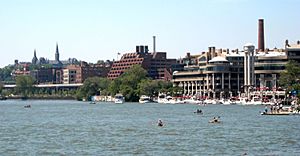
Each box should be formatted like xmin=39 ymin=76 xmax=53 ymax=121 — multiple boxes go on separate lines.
xmin=258 ymin=19 xmax=265 ymax=51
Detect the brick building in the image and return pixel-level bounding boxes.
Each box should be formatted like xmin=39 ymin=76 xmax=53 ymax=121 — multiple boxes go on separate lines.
xmin=107 ymin=45 xmax=176 ymax=80
xmin=63 ymin=61 xmax=112 ymax=84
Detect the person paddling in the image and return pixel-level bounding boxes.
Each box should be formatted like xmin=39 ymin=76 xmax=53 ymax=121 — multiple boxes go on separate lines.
xmin=194 ymin=109 xmax=203 ymax=114
xmin=209 ymin=116 xmax=220 ymax=123
xmin=157 ymin=119 xmax=164 ymax=127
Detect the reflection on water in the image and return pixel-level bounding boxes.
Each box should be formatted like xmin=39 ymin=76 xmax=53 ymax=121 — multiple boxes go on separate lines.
xmin=1 ymin=100 xmax=300 ymax=155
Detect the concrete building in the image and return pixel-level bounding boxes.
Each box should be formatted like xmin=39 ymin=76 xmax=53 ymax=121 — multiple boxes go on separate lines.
xmin=172 ymin=47 xmax=245 ymax=99
xmin=172 ymin=45 xmax=290 ymax=99
xmin=285 ymin=40 xmax=300 ymax=63
xmin=172 ymin=19 xmax=296 ymax=99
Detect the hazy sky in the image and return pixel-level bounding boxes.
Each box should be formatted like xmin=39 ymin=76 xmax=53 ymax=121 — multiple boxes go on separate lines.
xmin=0 ymin=0 xmax=299 ymax=67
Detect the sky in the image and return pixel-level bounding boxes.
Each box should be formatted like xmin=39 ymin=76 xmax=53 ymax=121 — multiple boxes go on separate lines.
xmin=0 ymin=0 xmax=299 ymax=67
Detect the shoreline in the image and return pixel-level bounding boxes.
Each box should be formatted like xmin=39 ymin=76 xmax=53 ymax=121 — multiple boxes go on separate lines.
xmin=5 ymin=96 xmax=76 ymax=100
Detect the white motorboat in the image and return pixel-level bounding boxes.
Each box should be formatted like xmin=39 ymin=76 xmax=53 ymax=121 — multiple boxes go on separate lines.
xmin=236 ymin=96 xmax=263 ymax=105
xmin=203 ymin=99 xmax=219 ymax=105
xmin=157 ymin=93 xmax=185 ymax=104
xmin=157 ymin=93 xmax=169 ymax=104
xmin=183 ymin=97 xmax=203 ymax=104
xmin=139 ymin=95 xmax=151 ymax=103
xmin=114 ymin=94 xmax=125 ymax=104
xmin=219 ymin=98 xmax=236 ymax=105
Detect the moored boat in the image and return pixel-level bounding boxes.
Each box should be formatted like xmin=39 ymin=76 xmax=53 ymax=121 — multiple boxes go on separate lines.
xmin=114 ymin=94 xmax=125 ymax=104
xmin=157 ymin=93 xmax=169 ymax=104
xmin=157 ymin=93 xmax=185 ymax=104
xmin=261 ymin=112 xmax=299 ymax=115
xmin=139 ymin=95 xmax=151 ymax=103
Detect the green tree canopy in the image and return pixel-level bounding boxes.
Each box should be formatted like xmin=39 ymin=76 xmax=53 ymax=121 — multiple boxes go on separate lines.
xmin=0 ymin=82 xmax=3 ymax=94
xmin=0 ymin=65 xmax=14 ymax=82
xmin=114 ymin=65 xmax=148 ymax=101
xmin=137 ymin=79 xmax=155 ymax=96
xmin=76 ymin=77 xmax=111 ymax=101
xmin=15 ymin=75 xmax=35 ymax=97
xmin=279 ymin=60 xmax=300 ymax=91
xmin=137 ymin=79 xmax=175 ymax=97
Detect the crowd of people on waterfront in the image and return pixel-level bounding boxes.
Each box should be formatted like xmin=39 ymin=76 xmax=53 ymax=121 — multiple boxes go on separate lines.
xmin=263 ymin=99 xmax=300 ymax=114
xmin=264 ymin=104 xmax=284 ymax=114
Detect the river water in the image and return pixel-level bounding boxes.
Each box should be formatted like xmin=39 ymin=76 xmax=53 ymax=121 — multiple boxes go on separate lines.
xmin=1 ymin=100 xmax=299 ymax=156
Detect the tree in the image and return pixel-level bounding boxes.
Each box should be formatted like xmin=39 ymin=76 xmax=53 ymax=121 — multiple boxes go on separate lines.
xmin=156 ymin=80 xmax=173 ymax=94
xmin=137 ymin=79 xmax=155 ymax=96
xmin=279 ymin=60 xmax=300 ymax=91
xmin=108 ymin=78 xmax=121 ymax=96
xmin=137 ymin=79 xmax=174 ymax=97
xmin=168 ymin=86 xmax=183 ymax=97
xmin=76 ymin=77 xmax=111 ymax=101
xmin=29 ymin=64 xmax=39 ymax=71
xmin=15 ymin=75 xmax=35 ymax=97
xmin=115 ymin=65 xmax=148 ymax=101
xmin=0 ymin=65 xmax=14 ymax=82
xmin=279 ymin=60 xmax=300 ymax=104
xmin=0 ymin=82 xmax=3 ymax=95
xmin=97 ymin=60 xmax=105 ymax=64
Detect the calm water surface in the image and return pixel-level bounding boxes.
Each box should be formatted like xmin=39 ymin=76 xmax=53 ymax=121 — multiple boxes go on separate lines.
xmin=1 ymin=100 xmax=300 ymax=156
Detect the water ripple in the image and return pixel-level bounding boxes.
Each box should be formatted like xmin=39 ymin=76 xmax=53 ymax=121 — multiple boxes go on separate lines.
xmin=1 ymin=101 xmax=300 ymax=155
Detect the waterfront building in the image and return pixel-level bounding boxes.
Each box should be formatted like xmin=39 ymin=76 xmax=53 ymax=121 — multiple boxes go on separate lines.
xmin=285 ymin=40 xmax=300 ymax=63
xmin=63 ymin=61 xmax=112 ymax=84
xmin=172 ymin=19 xmax=298 ymax=99
xmin=107 ymin=44 xmax=176 ymax=80
xmin=172 ymin=47 xmax=245 ymax=99
xmin=254 ymin=48 xmax=286 ymax=90
xmin=172 ymin=43 xmax=296 ymax=99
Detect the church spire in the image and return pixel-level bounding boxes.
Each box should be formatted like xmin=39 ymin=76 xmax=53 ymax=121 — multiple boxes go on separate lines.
xmin=32 ymin=49 xmax=38 ymax=65
xmin=34 ymin=49 xmax=37 ymax=57
xmin=55 ymin=42 xmax=59 ymax=61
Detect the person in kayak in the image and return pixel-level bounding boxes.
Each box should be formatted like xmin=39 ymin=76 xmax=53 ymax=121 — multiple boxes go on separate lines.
xmin=209 ymin=116 xmax=220 ymax=123
xmin=157 ymin=119 xmax=164 ymax=127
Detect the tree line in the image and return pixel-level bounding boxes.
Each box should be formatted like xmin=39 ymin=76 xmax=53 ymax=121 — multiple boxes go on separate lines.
xmin=0 ymin=65 xmax=181 ymax=101
xmin=76 ymin=65 xmax=182 ymax=101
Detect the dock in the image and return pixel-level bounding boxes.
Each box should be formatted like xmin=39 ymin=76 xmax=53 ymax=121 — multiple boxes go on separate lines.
xmin=261 ymin=112 xmax=300 ymax=115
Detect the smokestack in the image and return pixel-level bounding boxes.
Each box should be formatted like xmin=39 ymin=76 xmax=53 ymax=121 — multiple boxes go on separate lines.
xmin=258 ymin=19 xmax=265 ymax=51
xmin=139 ymin=45 xmax=144 ymax=53
xmin=153 ymin=36 xmax=156 ymax=53
xmin=212 ymin=47 xmax=216 ymax=58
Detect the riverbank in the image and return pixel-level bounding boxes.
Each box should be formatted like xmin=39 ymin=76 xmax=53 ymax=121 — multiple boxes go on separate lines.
xmin=6 ymin=95 xmax=76 ymax=100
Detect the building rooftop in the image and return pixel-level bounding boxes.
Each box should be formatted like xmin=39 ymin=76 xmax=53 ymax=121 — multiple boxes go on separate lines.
xmin=226 ymin=52 xmax=245 ymax=57
xmin=256 ymin=51 xmax=286 ymax=57
xmin=208 ymin=56 xmax=229 ymax=63
xmin=286 ymin=43 xmax=300 ymax=49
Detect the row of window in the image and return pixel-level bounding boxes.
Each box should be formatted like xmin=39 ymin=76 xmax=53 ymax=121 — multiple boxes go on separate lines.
xmin=207 ymin=66 xmax=229 ymax=71
xmin=117 ymin=58 xmax=143 ymax=63
xmin=255 ymin=66 xmax=285 ymax=70
xmin=114 ymin=62 xmax=142 ymax=67
xmin=256 ymin=59 xmax=287 ymax=63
